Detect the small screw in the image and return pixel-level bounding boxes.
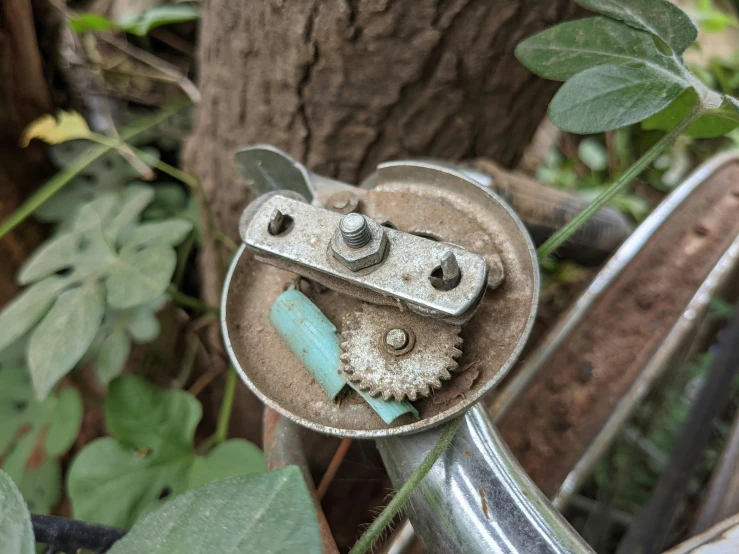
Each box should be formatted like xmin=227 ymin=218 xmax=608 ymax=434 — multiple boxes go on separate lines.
xmin=440 ymin=251 xmax=462 ymax=290
xmin=268 ymin=209 xmax=284 ymax=235
xmin=333 ymin=197 xmax=349 ymax=209
xmin=340 ymin=213 xmax=372 ymax=249
xmin=385 ymin=328 xmax=409 ymax=351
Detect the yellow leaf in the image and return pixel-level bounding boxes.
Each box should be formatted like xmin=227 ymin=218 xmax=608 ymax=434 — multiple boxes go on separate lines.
xmin=20 ymin=111 xmax=92 ymax=147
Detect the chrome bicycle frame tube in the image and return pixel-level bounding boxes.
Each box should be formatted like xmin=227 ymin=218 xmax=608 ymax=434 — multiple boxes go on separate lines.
xmin=377 ymin=405 xmax=594 ymax=554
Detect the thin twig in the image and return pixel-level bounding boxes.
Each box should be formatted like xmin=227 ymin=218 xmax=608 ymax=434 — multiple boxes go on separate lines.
xmin=187 ymin=368 xmax=221 ymax=397
xmin=167 ymin=285 xmax=219 ymax=315
xmin=0 ymin=102 xmax=189 ymax=241
xmin=349 ymin=417 xmax=464 ymax=554
xmin=97 ymin=34 xmax=200 ymax=103
xmin=171 ymin=338 xmax=200 ymax=389
xmin=537 ymin=106 xmax=704 ymax=261
xmin=80 ymin=33 xmax=154 ymax=179
xmin=317 ymin=438 xmax=352 ymax=500
xmin=214 ymin=368 xmax=237 ymax=444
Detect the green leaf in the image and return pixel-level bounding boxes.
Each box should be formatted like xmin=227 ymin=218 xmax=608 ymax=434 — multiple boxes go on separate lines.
xmin=119 ymin=4 xmax=200 ymax=36
xmin=68 ymin=376 xmax=265 ymax=529
xmin=107 ymin=467 xmax=321 ymax=554
xmin=105 ymin=376 xmax=200 ymax=453
xmin=0 ymin=470 xmax=34 ymax=554
xmin=643 ymin=88 xmax=739 ymax=137
xmin=70 ymin=12 xmax=119 ymax=33
xmin=549 ymin=65 xmax=686 ymax=133
xmin=578 ymin=138 xmax=608 ymax=171
xmin=18 ymin=222 xmax=112 ymax=285
xmin=96 ymin=330 xmax=131 ymax=385
xmin=105 ymin=184 xmax=156 ymax=245
xmin=0 ymin=364 xmax=82 ymax=514
xmin=515 ymin=17 xmax=684 ymax=82
xmin=0 ymin=276 xmax=69 ymax=353
xmin=28 ymin=282 xmax=104 ymax=399
xmin=106 ymin=245 xmax=176 ymax=309
xmin=575 ymin=0 xmax=698 ymax=55
xmin=122 ymin=219 xmax=193 ymax=250
xmin=127 ymin=306 xmax=161 ymax=343
xmin=189 ymin=440 xmax=267 ymax=489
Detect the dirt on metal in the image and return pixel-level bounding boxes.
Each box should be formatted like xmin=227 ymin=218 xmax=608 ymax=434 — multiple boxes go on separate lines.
xmin=498 ymin=162 xmax=739 ymax=498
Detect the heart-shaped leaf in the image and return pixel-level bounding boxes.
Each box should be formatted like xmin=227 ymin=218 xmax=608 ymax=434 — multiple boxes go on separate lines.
xmin=0 ymin=470 xmax=34 ymax=554
xmin=549 ymin=65 xmax=686 ymax=133
xmin=28 ymin=282 xmax=105 ymax=399
xmin=575 ymin=0 xmax=698 ymax=55
xmin=107 ymin=467 xmax=321 ymax=554
xmin=0 ymin=364 xmax=82 ymax=514
xmin=515 ymin=17 xmax=685 ymax=82
xmin=68 ymin=376 xmax=265 ymax=529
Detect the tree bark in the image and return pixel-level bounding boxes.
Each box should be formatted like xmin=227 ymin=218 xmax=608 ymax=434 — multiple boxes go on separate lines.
xmin=185 ymin=0 xmax=578 ymax=439
xmin=188 ymin=0 xmax=578 ymax=234
xmin=0 ymin=0 xmax=58 ymax=305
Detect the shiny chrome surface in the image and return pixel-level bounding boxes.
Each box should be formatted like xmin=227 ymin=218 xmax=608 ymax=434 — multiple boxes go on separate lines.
xmin=377 ymin=405 xmax=594 ymax=554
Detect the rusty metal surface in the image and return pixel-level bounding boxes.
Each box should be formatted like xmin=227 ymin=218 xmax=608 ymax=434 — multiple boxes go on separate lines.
xmin=491 ymin=153 xmax=739 ymax=502
xmin=239 ymin=189 xmax=489 ymax=324
xmin=262 ymin=408 xmax=339 ymax=554
xmin=339 ymin=304 xmax=463 ymax=401
xmin=222 ymin=160 xmax=538 ymax=437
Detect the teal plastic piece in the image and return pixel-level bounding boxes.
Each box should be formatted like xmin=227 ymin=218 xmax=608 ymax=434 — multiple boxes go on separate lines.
xmin=269 ymin=289 xmax=418 ymax=424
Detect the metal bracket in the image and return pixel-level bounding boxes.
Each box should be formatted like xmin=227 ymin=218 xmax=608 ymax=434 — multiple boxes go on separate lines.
xmin=239 ymin=193 xmax=488 ymax=324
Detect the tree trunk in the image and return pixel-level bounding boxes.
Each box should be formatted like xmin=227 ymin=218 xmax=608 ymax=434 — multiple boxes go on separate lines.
xmin=0 ymin=0 xmax=58 ymax=305
xmin=185 ymin=0 xmax=578 ymax=438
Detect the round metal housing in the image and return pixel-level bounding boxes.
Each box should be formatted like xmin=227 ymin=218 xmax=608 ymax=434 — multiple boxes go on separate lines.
xmin=222 ymin=161 xmax=539 ymax=437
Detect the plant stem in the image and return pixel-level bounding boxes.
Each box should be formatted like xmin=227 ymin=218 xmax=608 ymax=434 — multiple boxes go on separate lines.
xmin=124 ymin=142 xmax=227 ymax=280
xmin=0 ymin=102 xmax=189 ymax=241
xmin=214 ymin=367 xmax=237 ymax=444
xmin=167 ymin=285 xmax=219 ymax=315
xmin=536 ymin=106 xmax=704 ymax=262
xmin=348 ymin=416 xmax=464 ymax=554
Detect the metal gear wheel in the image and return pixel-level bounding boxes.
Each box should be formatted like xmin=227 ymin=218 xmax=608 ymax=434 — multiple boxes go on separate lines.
xmin=339 ymin=304 xmax=463 ymax=401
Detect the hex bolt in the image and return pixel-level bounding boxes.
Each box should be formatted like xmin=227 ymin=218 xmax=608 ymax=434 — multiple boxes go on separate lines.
xmin=268 ymin=209 xmax=284 ymax=236
xmin=440 ymin=251 xmax=462 ymax=290
xmin=385 ymin=328 xmax=409 ymax=351
xmin=339 ymin=213 xmax=372 ymax=249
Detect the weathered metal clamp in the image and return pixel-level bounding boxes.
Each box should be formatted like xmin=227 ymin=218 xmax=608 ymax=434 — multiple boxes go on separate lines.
xmin=239 ymin=192 xmax=489 ymax=325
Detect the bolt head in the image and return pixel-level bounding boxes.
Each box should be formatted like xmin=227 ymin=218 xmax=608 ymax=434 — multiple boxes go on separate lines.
xmin=330 ymin=216 xmax=388 ymax=271
xmin=385 ymin=329 xmax=409 ymax=350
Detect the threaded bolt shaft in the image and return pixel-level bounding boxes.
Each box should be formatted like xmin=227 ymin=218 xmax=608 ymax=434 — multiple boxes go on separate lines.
xmin=339 ymin=213 xmax=372 ymax=249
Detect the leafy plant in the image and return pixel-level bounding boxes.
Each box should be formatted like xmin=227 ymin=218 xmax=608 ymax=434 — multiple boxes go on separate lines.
xmin=68 ymin=376 xmax=265 ymax=529
xmin=107 ymin=467 xmax=321 ymax=554
xmin=1 ymin=465 xmax=321 ymax=554
xmin=692 ymin=0 xmax=739 ymax=33
xmin=0 ymin=469 xmax=34 ymax=554
xmin=70 ymin=4 xmax=200 ymax=36
xmin=0 ymin=185 xmax=192 ymax=398
xmin=0 ymin=361 xmax=82 ymax=514
xmin=516 ymin=0 xmax=739 ymax=259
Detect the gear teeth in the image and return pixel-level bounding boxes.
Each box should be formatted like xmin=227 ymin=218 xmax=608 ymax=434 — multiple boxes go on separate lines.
xmin=339 ymin=304 xmax=464 ymax=401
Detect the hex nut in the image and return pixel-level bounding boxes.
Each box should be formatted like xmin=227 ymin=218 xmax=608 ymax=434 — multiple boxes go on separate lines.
xmin=330 ymin=216 xmax=388 ymax=271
